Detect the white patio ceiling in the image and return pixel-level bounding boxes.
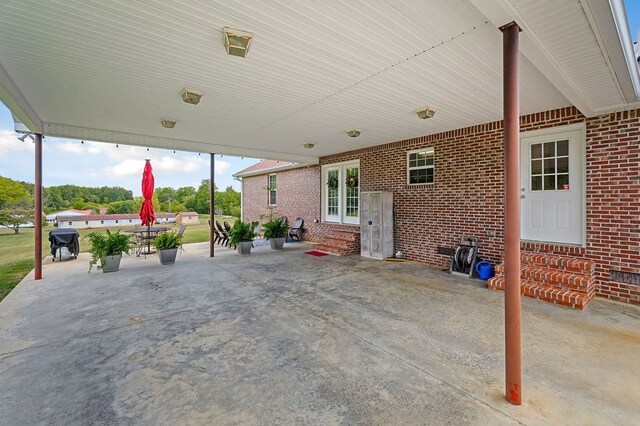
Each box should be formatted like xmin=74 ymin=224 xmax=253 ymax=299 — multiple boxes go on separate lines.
xmin=0 ymin=0 xmax=637 ymax=163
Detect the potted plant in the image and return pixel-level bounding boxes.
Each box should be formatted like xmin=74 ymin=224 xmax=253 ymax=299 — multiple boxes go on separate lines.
xmin=152 ymin=231 xmax=183 ymax=265
xmin=86 ymin=231 xmax=130 ymax=273
xmin=228 ymin=220 xmax=258 ymax=255
xmin=263 ymin=217 xmax=289 ymax=250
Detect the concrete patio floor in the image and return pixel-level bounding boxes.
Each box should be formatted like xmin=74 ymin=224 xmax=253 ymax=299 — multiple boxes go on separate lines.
xmin=0 ymin=242 xmax=638 ymax=425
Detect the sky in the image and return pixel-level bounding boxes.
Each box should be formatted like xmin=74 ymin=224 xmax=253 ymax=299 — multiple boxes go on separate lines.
xmin=2 ymin=3 xmax=639 ymax=195
xmin=0 ymin=103 xmax=258 ymax=196
xmin=627 ymin=0 xmax=640 ymax=42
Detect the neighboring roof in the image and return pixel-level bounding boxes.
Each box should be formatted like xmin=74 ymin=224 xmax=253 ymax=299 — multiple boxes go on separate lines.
xmin=56 ymin=213 xmax=176 ymax=221
xmin=176 ymin=212 xmax=198 ymax=216
xmin=47 ymin=209 xmax=92 ymax=217
xmin=233 ymin=160 xmax=308 ymax=178
xmin=2 ymin=1 xmax=638 ymax=162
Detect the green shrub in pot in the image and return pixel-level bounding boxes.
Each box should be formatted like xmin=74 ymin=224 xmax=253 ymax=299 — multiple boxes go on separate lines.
xmin=86 ymin=231 xmax=130 ymax=273
xmin=262 ymin=217 xmax=289 ymax=250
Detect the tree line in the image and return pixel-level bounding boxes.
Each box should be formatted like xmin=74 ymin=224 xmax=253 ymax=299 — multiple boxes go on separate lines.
xmin=0 ymin=176 xmax=241 ymax=233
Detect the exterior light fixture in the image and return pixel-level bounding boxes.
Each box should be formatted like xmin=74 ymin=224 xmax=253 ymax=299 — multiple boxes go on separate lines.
xmin=180 ymin=88 xmax=204 ymax=105
xmin=346 ymin=129 xmax=361 ymax=138
xmin=415 ymin=106 xmax=436 ymax=119
xmin=223 ymin=27 xmax=253 ymax=58
xmin=160 ymin=117 xmax=177 ymax=128
xmin=303 ymin=142 xmax=315 ymax=149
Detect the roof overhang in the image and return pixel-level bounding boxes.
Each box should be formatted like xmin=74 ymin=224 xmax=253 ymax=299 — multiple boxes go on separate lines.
xmin=1 ymin=1 xmax=638 ymax=161
xmin=469 ymin=0 xmax=640 ymax=116
xmin=233 ymin=162 xmax=310 ymax=178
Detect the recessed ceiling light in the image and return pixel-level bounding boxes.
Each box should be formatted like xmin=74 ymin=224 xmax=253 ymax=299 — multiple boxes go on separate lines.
xmin=180 ymin=88 xmax=203 ymax=105
xmin=415 ymin=106 xmax=436 ymax=119
xmin=303 ymin=142 xmax=315 ymax=149
xmin=160 ymin=117 xmax=177 ymax=128
xmin=223 ymin=27 xmax=253 ymax=58
xmin=346 ymin=129 xmax=361 ymax=138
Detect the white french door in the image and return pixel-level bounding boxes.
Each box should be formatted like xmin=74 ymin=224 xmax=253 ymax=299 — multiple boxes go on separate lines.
xmin=520 ymin=125 xmax=585 ymax=245
xmin=322 ymin=161 xmax=360 ymax=224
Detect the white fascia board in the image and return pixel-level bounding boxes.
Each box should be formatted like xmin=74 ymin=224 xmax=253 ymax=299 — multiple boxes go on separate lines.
xmin=42 ymin=122 xmax=320 ymax=165
xmin=0 ymin=64 xmax=43 ymax=133
xmin=233 ymin=163 xmax=311 ymax=178
xmin=606 ymin=0 xmax=640 ymax=101
xmin=468 ymin=0 xmax=597 ymax=117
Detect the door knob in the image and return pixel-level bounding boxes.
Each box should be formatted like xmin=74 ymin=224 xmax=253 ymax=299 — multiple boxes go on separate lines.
xmin=521 ymin=195 xmax=526 ymax=199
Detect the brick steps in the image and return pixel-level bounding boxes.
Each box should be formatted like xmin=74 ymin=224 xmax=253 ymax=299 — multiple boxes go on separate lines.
xmin=314 ymin=227 xmax=360 ymax=256
xmin=488 ymin=253 xmax=595 ymax=310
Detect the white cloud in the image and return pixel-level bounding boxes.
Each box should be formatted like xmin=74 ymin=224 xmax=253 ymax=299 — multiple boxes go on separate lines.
xmin=105 ymin=155 xmax=207 ymax=177
xmin=215 ymin=159 xmax=230 ymax=175
xmin=0 ymin=130 xmax=34 ymax=156
xmin=57 ymin=141 xmax=85 ymax=154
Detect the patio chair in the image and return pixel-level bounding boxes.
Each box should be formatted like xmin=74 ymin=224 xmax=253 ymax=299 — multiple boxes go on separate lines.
xmin=288 ymin=217 xmax=304 ymax=241
xmin=224 ymin=221 xmax=232 ymax=232
xmin=216 ymin=221 xmax=229 ymax=246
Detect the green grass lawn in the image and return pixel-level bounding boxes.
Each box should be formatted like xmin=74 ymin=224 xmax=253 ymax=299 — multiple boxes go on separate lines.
xmin=0 ymin=214 xmax=236 ymax=302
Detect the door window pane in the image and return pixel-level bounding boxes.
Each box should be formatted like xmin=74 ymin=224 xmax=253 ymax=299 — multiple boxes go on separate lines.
xmin=544 ymin=142 xmax=555 ymax=158
xmin=556 ymin=157 xmax=569 ymax=174
xmin=543 ymin=158 xmax=555 ymax=174
xmin=327 ymin=170 xmax=339 ymax=216
xmin=531 ymin=144 xmax=542 ymax=159
xmin=531 ymin=159 xmax=542 ymax=175
xmin=557 ymin=140 xmax=569 ymax=156
xmin=345 ymin=167 xmax=359 ymax=217
xmin=544 ymin=175 xmax=556 ymax=190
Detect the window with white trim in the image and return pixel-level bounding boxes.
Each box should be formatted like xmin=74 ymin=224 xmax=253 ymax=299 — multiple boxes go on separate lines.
xmin=407 ymin=148 xmax=434 ymax=184
xmin=268 ymin=174 xmax=277 ymax=205
xmin=322 ymin=160 xmax=360 ymax=224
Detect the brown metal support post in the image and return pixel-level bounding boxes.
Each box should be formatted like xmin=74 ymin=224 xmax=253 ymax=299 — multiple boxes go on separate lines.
xmin=500 ymin=21 xmax=522 ymax=405
xmin=209 ymin=153 xmax=215 ymax=258
xmin=34 ymin=133 xmax=43 ymax=280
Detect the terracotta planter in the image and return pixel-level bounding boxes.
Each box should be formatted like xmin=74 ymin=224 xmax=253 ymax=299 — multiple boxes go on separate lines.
xmin=159 ymin=248 xmax=178 ymax=265
xmin=269 ymin=237 xmax=286 ymax=250
xmin=101 ymin=254 xmax=122 ymax=273
xmin=237 ymin=241 xmax=252 ymax=255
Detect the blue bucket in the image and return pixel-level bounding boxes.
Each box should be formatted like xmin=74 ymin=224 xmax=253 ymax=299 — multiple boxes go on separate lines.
xmin=475 ymin=261 xmax=494 ymax=280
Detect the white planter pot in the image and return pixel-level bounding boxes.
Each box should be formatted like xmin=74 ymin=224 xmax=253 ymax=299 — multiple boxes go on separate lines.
xmin=269 ymin=237 xmax=286 ymax=250
xmin=159 ymin=248 xmax=178 ymax=265
xmin=101 ymin=254 xmax=122 ymax=273
xmin=237 ymin=241 xmax=252 ymax=255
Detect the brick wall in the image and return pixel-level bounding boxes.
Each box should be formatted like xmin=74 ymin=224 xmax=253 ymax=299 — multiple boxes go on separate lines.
xmin=241 ymin=106 xmax=640 ymax=305
xmin=242 ymin=166 xmax=325 ymax=242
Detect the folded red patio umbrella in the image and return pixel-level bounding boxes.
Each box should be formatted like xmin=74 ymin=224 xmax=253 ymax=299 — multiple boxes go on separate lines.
xmin=139 ymin=159 xmax=155 ymax=228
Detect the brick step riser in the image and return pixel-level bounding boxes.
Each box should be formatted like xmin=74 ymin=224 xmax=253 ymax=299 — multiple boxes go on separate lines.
xmin=313 ymin=244 xmax=349 ymax=255
xmin=493 ymin=268 xmax=592 ymax=292
xmin=521 ymin=254 xmax=595 ymax=275
xmin=327 ymin=232 xmax=360 ymax=242
xmin=495 ymin=261 xmax=593 ymax=276
xmin=487 ymin=277 xmax=591 ymax=310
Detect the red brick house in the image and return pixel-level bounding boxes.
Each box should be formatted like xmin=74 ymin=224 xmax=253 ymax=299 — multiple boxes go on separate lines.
xmin=235 ymin=106 xmax=640 ymax=308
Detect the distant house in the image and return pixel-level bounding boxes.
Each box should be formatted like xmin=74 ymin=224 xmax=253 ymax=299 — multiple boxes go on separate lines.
xmin=176 ymin=212 xmax=199 ymax=225
xmin=45 ymin=209 xmax=92 ymax=223
xmin=56 ymin=213 xmax=176 ymax=229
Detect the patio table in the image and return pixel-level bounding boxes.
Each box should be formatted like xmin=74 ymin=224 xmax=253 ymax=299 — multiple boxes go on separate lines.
xmin=125 ymin=226 xmax=169 ymax=256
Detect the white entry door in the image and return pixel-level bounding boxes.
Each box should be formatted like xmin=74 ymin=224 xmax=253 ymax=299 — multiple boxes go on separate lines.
xmin=520 ymin=125 xmax=584 ymax=245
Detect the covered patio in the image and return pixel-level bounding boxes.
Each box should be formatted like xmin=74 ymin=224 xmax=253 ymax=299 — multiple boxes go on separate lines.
xmin=0 ymin=243 xmax=637 ymax=424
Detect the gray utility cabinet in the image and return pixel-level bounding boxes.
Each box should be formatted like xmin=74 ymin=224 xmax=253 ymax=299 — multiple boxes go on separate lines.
xmin=360 ymin=191 xmax=394 ymax=259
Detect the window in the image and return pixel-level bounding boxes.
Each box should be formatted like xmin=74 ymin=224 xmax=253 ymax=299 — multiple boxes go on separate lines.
xmin=101 ymin=220 xmax=104 ymax=224
xmin=322 ymin=160 xmax=360 ymax=224
xmin=268 ymin=174 xmax=277 ymax=205
xmin=129 ymin=219 xmax=132 ymax=223
xmin=115 ymin=220 xmax=119 ymax=224
xmin=530 ymin=139 xmax=569 ymax=191
xmin=407 ymin=148 xmax=434 ymax=184
xmin=85 ymin=221 xmax=88 ymax=225
xmin=68 ymin=222 xmax=72 ymax=226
